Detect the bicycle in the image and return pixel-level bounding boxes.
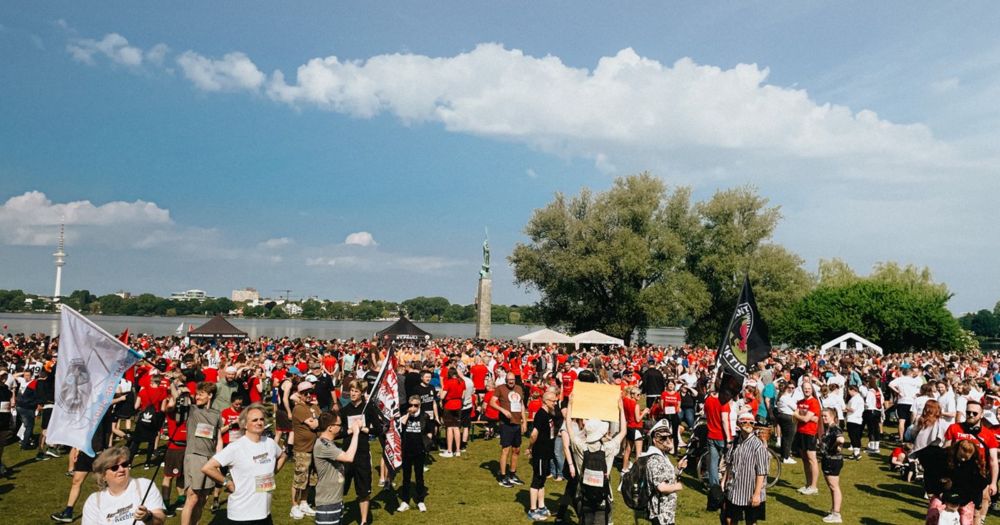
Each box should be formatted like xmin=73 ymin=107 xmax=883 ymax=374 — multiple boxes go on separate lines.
xmin=692 ymin=424 xmax=782 ymax=488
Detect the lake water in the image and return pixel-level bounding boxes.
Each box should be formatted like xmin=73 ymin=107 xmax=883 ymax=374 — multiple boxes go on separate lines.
xmin=0 ymin=312 xmax=686 ymax=346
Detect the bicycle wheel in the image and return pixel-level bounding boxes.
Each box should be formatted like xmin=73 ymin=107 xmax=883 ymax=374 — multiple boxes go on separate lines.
xmin=766 ymin=449 xmax=781 ymax=488
xmin=696 ymin=450 xmax=710 ymax=483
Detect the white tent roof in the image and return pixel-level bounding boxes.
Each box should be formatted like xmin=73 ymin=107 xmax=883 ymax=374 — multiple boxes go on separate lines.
xmin=820 ymin=332 xmax=883 ymax=355
xmin=571 ymin=330 xmax=625 ymax=347
xmin=517 ymin=328 xmax=574 ymax=345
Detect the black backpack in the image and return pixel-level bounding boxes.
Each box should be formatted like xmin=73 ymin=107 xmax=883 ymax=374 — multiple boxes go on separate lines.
xmin=138 ymin=404 xmax=157 ymax=426
xmin=620 ymin=455 xmax=651 ymax=513
xmin=577 ymin=448 xmax=610 ymax=512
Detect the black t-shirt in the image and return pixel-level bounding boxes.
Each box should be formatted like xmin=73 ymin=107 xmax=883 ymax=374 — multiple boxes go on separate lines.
xmin=403 ymin=371 xmax=421 ymax=398
xmin=641 ymin=368 xmax=665 ymax=397
xmin=531 ymin=408 xmax=556 ymax=459
xmin=412 ymin=383 xmax=437 ymax=416
xmin=314 ymin=374 xmax=334 ymax=409
xmin=402 ymin=411 xmax=429 ymax=450
xmin=339 ymin=400 xmax=380 ymax=459
xmin=0 ymin=382 xmax=12 ymax=429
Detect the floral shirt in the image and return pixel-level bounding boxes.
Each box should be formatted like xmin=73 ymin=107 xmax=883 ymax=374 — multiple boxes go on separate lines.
xmin=645 ymin=447 xmax=677 ymax=525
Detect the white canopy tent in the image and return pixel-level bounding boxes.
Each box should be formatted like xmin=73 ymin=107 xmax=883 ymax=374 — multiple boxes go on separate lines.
xmin=571 ymin=330 xmax=625 ymax=349
xmin=820 ymin=332 xmax=883 ymax=355
xmin=517 ymin=328 xmax=574 ymax=346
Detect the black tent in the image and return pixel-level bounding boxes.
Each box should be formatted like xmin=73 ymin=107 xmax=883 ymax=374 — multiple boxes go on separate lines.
xmin=188 ymin=315 xmax=248 ymax=339
xmin=375 ymin=316 xmax=432 ymax=343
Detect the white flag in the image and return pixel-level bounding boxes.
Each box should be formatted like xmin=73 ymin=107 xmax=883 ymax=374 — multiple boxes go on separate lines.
xmin=48 ymin=306 xmax=141 ymax=457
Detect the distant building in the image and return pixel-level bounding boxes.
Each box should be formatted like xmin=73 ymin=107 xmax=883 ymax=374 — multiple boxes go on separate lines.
xmin=283 ymin=303 xmax=303 ymax=316
xmin=231 ymin=287 xmax=260 ymax=303
xmin=171 ymin=289 xmax=208 ymax=301
xmin=114 ymin=290 xmax=131 ymax=300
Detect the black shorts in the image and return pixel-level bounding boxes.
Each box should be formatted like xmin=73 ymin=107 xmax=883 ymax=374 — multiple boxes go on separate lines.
xmin=344 ymin=459 xmax=372 ymax=499
xmin=475 ymin=388 xmax=486 ymax=396
xmin=461 ymin=408 xmax=472 ymax=428
xmin=499 ymin=423 xmax=522 ymax=448
xmin=40 ymin=407 xmax=54 ymax=430
xmin=228 ymin=516 xmax=274 ymax=525
xmin=531 ymin=456 xmax=551 ymax=489
xmin=443 ymin=409 xmax=461 ymax=428
xmin=723 ymin=500 xmax=765 ymax=523
xmin=75 ymin=451 xmax=96 ymax=473
xmin=896 ymin=404 xmax=912 ymax=421
xmin=822 ymin=457 xmax=843 ymax=476
xmin=276 ymin=409 xmax=292 ymax=432
xmin=627 ymin=428 xmax=643 ymax=441
xmin=164 ymin=448 xmax=185 ymax=479
xmin=793 ymin=433 xmax=817 ymax=453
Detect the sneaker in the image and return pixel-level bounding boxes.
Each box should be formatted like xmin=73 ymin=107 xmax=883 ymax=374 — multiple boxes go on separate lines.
xmin=35 ymin=453 xmax=48 ymax=461
xmin=397 ymin=502 xmax=411 ymax=512
xmin=378 ymin=479 xmax=387 ymax=487
xmin=499 ymin=476 xmax=514 ymax=488
xmin=298 ymin=502 xmax=316 ymax=516
xmin=822 ymin=512 xmax=843 ymax=523
xmin=539 ymin=507 xmax=551 ymax=517
xmin=528 ymin=509 xmax=543 ymax=521
xmin=165 ymin=506 xmax=177 ymax=518
xmin=46 ymin=448 xmax=61 ymax=458
xmin=211 ymin=501 xmax=221 ymax=512
xmin=782 ymin=458 xmax=796 ymax=465
xmin=423 ymin=465 xmax=430 ymax=472
xmin=50 ymin=510 xmax=73 ymax=523
xmin=509 ymin=473 xmax=525 ymax=485
xmin=417 ymin=502 xmax=427 ymax=512
xmin=289 ymin=505 xmax=305 ymax=520
xmin=799 ymin=486 xmax=819 ymax=495
xmin=439 ymin=450 xmax=453 ymax=458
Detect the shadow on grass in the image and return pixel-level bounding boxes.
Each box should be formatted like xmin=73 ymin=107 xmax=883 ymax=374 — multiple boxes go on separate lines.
xmin=854 ymin=483 xmax=924 ymax=506
xmin=479 ymin=460 xmax=500 ymax=476
xmin=769 ymin=491 xmax=827 ymax=517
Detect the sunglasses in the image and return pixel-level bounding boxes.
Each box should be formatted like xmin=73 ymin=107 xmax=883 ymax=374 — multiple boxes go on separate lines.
xmin=106 ymin=460 xmax=131 ymax=472
xmin=409 ymin=403 xmax=420 ymax=407
xmin=967 ymin=411 xmax=981 ymax=416
xmin=738 ymin=420 xmax=755 ymax=425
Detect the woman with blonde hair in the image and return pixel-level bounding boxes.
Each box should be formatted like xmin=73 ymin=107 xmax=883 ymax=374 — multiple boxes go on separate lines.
xmin=82 ymin=446 xmax=166 ymax=524
xmin=621 ymin=386 xmax=647 ymax=473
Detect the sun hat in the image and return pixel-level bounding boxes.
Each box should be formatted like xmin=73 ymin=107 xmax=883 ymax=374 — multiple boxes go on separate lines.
xmin=583 ymin=420 xmax=610 ymax=443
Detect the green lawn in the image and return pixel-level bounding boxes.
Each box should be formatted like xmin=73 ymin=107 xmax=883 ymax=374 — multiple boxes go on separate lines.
xmin=0 ymin=429 xmax=938 ymax=525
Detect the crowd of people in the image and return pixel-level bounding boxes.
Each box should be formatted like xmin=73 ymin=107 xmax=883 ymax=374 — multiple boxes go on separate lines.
xmin=3 ymin=329 xmax=1000 ymax=525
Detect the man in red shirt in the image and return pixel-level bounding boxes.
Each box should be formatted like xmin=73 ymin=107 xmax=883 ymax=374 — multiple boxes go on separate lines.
xmin=944 ymin=400 xmax=999 ymax=524
xmin=559 ymin=363 xmax=577 ymax=407
xmin=704 ymin=387 xmax=734 ymax=501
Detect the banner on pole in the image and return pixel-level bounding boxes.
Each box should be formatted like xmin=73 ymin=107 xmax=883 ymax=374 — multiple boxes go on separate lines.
xmin=716 ymin=276 xmax=772 ymax=379
xmin=369 ymin=348 xmax=403 ymax=470
xmin=48 ymin=306 xmax=142 ymax=457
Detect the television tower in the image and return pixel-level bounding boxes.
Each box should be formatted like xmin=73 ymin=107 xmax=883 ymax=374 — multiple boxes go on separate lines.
xmin=53 ymin=222 xmax=66 ymax=302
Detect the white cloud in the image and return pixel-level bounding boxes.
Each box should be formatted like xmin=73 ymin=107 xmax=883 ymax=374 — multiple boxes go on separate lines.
xmin=67 ymin=33 xmax=148 ymax=67
xmin=0 ymin=191 xmax=171 ymax=246
xmin=344 ymin=231 xmax=377 ymax=247
xmin=177 ymin=51 xmax=265 ymax=92
xmin=526 ymin=168 xmax=538 ymax=178
xmin=145 ymin=43 xmax=170 ymax=66
xmin=258 ymin=237 xmax=293 ymax=249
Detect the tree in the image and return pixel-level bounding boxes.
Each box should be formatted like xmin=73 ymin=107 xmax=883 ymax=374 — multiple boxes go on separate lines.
xmin=684 ymin=186 xmax=811 ymax=345
xmin=511 ymin=173 xmax=709 ymax=344
xmin=98 ymin=294 xmax=124 ymax=315
xmin=816 ymin=258 xmax=858 ymax=288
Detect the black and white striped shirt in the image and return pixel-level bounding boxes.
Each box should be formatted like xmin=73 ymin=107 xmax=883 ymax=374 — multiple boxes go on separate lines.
xmin=724 ymin=433 xmax=770 ymax=506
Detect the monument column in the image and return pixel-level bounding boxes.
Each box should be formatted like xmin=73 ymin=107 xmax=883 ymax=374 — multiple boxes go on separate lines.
xmin=475 ymin=230 xmax=492 ymax=339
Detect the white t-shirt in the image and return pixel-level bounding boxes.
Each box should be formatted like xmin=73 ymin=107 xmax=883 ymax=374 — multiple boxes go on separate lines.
xmin=937 ymin=390 xmax=957 ymax=423
xmin=889 ymin=375 xmax=922 ymax=405
xmin=823 ymin=393 xmax=846 ymax=421
xmin=212 ymin=435 xmax=284 ymax=521
xmin=82 ymin=477 xmax=164 ymax=525
xmin=846 ymin=394 xmax=865 ymax=424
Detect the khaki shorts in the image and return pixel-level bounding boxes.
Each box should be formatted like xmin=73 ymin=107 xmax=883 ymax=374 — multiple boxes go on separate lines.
xmin=184 ymin=454 xmax=215 ymax=492
xmin=293 ymin=451 xmax=317 ymax=490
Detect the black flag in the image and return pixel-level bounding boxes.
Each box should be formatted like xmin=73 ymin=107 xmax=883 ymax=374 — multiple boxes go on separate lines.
xmin=716 ymin=275 xmax=771 ymax=379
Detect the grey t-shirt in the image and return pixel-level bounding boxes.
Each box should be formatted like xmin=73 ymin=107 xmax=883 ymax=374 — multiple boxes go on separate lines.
xmin=185 ymin=405 xmax=221 ymax=457
xmin=313 ymin=437 xmax=346 ymax=506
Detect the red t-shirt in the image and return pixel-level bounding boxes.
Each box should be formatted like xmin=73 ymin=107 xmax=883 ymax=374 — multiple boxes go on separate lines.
xmin=202 ymin=367 xmax=218 ymax=384
xmin=246 ymin=376 xmax=262 ymax=404
xmin=483 ymin=391 xmax=500 ymax=420
xmin=166 ymin=417 xmax=187 ymax=450
xmin=527 ymin=398 xmax=542 ymax=420
xmin=443 ymin=378 xmax=465 ymax=411
xmin=220 ymin=407 xmax=242 ymax=445
xmin=705 ymin=395 xmax=729 ymax=441
xmin=271 ymin=369 xmax=287 ymax=385
xmin=470 ymin=364 xmax=490 ymax=390
xmin=796 ymin=397 xmax=822 ymax=436
xmin=561 ymin=370 xmax=578 ymax=397
xmin=660 ymin=391 xmax=681 ymax=416
xmin=623 ymin=397 xmax=642 ymax=429
xmin=945 ymin=423 xmax=999 ymax=463
xmin=138 ymin=386 xmax=168 ymax=412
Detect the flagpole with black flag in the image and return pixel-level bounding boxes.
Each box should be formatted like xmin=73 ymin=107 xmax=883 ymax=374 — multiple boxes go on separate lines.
xmin=712 ymin=275 xmax=772 ymax=397
xmin=362 ymin=345 xmax=404 ymax=477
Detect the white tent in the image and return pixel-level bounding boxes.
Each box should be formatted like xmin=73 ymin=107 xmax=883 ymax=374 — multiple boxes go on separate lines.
xmin=571 ymin=330 xmax=625 ymax=349
xmin=820 ymin=332 xmax=883 ymax=355
xmin=517 ymin=328 xmax=574 ymax=346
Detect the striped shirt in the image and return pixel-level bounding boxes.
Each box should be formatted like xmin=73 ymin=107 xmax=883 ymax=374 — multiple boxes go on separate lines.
xmin=723 ymin=433 xmax=770 ymax=506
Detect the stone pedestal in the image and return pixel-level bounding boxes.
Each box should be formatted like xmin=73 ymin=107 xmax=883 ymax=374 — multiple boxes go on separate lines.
xmin=476 ymin=277 xmax=492 ymax=339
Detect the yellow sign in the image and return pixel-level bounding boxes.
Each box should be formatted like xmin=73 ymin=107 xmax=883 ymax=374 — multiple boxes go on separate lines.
xmin=569 ymin=382 xmax=620 ymax=422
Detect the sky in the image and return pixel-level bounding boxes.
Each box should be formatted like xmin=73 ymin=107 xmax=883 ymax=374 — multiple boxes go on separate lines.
xmin=1 ymin=2 xmax=999 ymax=313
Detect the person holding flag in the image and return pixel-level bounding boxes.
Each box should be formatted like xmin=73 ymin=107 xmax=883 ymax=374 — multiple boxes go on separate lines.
xmin=339 ymin=379 xmax=382 ymax=525
xmin=46 ymin=306 xmax=143 ymax=523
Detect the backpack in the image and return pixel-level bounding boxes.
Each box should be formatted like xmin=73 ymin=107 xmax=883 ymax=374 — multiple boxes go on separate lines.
xmin=620 ymin=454 xmax=651 ymax=512
xmin=138 ymin=404 xmax=156 ymax=426
xmin=577 ymin=448 xmax=610 ymax=512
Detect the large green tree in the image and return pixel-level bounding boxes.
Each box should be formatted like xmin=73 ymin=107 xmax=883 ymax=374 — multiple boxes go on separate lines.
xmin=510 ymin=173 xmax=709 ymax=344
xmin=683 ymin=187 xmax=812 ymax=345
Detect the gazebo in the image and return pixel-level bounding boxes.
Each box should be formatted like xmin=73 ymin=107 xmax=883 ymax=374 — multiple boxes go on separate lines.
xmin=517 ymin=328 xmax=574 ymax=346
xmin=376 ymin=316 xmax=432 ymax=344
xmin=188 ymin=315 xmax=248 ymax=339
xmin=821 ymin=332 xmax=883 ymax=355
xmin=571 ymin=330 xmax=625 ymax=349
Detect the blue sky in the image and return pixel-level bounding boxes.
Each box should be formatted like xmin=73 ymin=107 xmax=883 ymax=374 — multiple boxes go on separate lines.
xmin=1 ymin=2 xmax=999 ymax=312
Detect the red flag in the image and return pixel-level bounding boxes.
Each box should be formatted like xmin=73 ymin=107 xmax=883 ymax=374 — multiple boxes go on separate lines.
xmin=118 ymin=328 xmax=130 ymax=344
xmin=367 ymin=347 xmax=403 ymax=470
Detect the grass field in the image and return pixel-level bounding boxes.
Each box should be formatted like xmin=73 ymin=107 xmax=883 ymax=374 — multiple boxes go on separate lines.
xmin=0 ymin=427 xmax=950 ymax=525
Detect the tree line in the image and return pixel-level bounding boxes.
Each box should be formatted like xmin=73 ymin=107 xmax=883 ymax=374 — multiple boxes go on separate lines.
xmin=0 ymin=289 xmax=542 ymax=325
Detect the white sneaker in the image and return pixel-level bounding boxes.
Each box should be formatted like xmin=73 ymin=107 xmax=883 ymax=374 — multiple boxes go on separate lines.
xmin=439 ymin=450 xmax=453 ymax=458
xmin=417 ymin=502 xmax=427 ymax=512
xmin=822 ymin=513 xmax=843 ymax=523
xmin=298 ymin=502 xmax=316 ymax=517
xmin=782 ymin=458 xmax=796 ymax=464
xmin=289 ymin=505 xmax=305 ymax=520
xmin=800 ymin=486 xmax=819 ymax=495
xmin=397 ymin=502 xmax=411 ymax=512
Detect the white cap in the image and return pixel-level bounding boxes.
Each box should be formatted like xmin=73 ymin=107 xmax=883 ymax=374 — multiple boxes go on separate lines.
xmin=225 ymin=366 xmax=238 ymax=373
xmin=649 ymin=419 xmax=672 ymax=435
xmin=297 ymin=381 xmax=315 ymax=393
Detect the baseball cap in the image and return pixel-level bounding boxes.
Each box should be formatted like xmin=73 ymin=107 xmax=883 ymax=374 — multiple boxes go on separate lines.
xmin=297 ymin=381 xmax=314 ymax=393
xmin=738 ymin=412 xmax=756 ymax=423
xmin=225 ymin=366 xmax=237 ymax=373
